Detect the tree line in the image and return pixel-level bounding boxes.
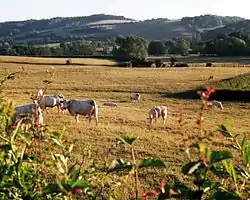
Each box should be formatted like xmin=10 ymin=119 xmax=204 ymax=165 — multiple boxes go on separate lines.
xmin=0 ymin=31 xmax=250 ymax=59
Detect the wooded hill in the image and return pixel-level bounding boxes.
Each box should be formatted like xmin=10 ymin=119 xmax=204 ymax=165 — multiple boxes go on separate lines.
xmin=0 ymin=14 xmax=248 ymax=44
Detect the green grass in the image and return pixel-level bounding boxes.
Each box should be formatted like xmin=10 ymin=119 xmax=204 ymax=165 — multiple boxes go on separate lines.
xmin=212 ymin=72 xmax=250 ymax=91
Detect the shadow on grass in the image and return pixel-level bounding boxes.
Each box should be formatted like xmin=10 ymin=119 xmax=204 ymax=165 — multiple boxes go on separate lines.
xmin=0 ymin=60 xmax=116 ymax=67
xmin=163 ymin=89 xmax=250 ymax=102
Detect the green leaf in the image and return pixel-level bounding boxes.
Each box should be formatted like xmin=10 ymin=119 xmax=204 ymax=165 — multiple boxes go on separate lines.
xmin=138 ymin=158 xmax=165 ymax=168
xmin=107 ymin=159 xmax=133 ymax=173
xmin=222 ymin=160 xmax=230 ymax=174
xmin=11 ymin=119 xmax=23 ymax=143
xmin=70 ymin=166 xmax=81 ymax=185
xmin=45 ymin=183 xmax=63 ymax=194
xmin=0 ymin=135 xmax=9 ymax=143
xmin=241 ymin=136 xmax=250 ymax=165
xmin=20 ymin=132 xmax=31 ymax=146
xmin=116 ymin=135 xmax=137 ymax=146
xmin=71 ymin=180 xmax=89 ymax=189
xmin=59 ymin=155 xmax=68 ymax=166
xmin=182 ymin=161 xmax=202 ymax=175
xmin=243 ymin=151 xmax=250 ymax=165
xmin=68 ymin=144 xmax=74 ymax=153
xmin=210 ymin=151 xmax=232 ymax=164
xmin=52 ymin=138 xmax=62 ymax=147
xmin=51 ymin=131 xmax=64 ymax=140
xmin=241 ymin=136 xmax=247 ymax=152
xmin=218 ymin=124 xmax=233 ymax=138
xmin=0 ymin=144 xmax=11 ymax=151
xmin=190 ymin=143 xmax=207 ymax=154
xmin=201 ymin=180 xmax=219 ymax=193
xmin=229 ymin=160 xmax=237 ymax=184
xmin=212 ymin=190 xmax=241 ymax=200
xmin=68 ymin=161 xmax=77 ymax=176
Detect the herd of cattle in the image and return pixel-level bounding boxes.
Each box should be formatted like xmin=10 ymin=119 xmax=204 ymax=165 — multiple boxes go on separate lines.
xmin=9 ymin=89 xmax=224 ymax=130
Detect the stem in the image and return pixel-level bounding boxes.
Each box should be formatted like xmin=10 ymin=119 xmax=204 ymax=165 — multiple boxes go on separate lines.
xmin=131 ymin=146 xmax=139 ymax=200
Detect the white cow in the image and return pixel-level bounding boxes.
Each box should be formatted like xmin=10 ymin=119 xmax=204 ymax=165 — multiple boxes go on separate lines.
xmin=211 ymin=100 xmax=224 ymax=110
xmin=103 ymin=102 xmax=118 ymax=107
xmin=11 ymin=101 xmax=43 ymax=130
xmin=147 ymin=106 xmax=167 ymax=124
xmin=62 ymin=99 xmax=98 ymax=125
xmin=36 ymin=89 xmax=65 ymax=113
xmin=131 ymin=93 xmax=141 ymax=102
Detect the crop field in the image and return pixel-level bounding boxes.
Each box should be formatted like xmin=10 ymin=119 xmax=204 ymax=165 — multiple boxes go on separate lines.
xmin=0 ymin=56 xmax=250 ymax=198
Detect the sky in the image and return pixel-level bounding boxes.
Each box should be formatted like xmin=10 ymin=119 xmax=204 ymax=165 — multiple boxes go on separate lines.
xmin=0 ymin=0 xmax=249 ymax=22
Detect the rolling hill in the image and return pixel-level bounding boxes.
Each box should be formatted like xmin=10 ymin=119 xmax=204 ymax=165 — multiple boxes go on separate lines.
xmin=0 ymin=14 xmax=247 ymax=44
xmin=202 ymin=19 xmax=250 ymax=40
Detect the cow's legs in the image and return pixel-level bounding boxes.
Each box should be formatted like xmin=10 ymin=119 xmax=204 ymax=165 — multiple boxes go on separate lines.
xmin=88 ymin=114 xmax=92 ymax=124
xmin=75 ymin=115 xmax=79 ymax=123
xmin=162 ymin=114 xmax=166 ymax=125
xmin=57 ymin=105 xmax=60 ymax=113
xmin=45 ymin=107 xmax=49 ymax=114
xmin=95 ymin=117 xmax=98 ymax=126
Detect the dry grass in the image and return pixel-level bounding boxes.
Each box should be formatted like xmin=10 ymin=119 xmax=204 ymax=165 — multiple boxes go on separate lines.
xmin=1 ymin=56 xmax=250 ymax=191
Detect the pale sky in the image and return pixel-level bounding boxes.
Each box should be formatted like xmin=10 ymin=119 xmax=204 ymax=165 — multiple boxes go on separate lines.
xmin=0 ymin=0 xmax=249 ymax=22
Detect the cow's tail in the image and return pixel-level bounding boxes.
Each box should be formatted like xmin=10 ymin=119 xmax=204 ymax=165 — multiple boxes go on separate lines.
xmin=90 ymin=100 xmax=98 ymax=125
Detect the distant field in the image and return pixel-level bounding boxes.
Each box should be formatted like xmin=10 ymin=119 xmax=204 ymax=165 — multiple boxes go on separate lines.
xmin=148 ymin=55 xmax=250 ymax=66
xmin=0 ymin=56 xmax=117 ymax=66
xmin=0 ymin=56 xmax=250 ymax=198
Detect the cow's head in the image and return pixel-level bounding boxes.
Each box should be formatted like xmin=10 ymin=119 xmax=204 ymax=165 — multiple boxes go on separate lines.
xmin=61 ymin=99 xmax=70 ymax=110
xmin=57 ymin=94 xmax=65 ymax=108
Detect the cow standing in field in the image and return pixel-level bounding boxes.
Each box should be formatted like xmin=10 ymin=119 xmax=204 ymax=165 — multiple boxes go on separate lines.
xmin=11 ymin=101 xmax=43 ymax=131
xmin=36 ymin=89 xmax=65 ymax=113
xmin=208 ymin=100 xmax=224 ymax=110
xmin=62 ymin=99 xmax=98 ymax=125
xmin=147 ymin=106 xmax=167 ymax=124
xmin=131 ymin=93 xmax=141 ymax=102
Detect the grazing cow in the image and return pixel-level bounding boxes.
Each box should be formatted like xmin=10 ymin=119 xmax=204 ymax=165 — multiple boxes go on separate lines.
xmin=11 ymin=101 xmax=43 ymax=131
xmin=147 ymin=106 xmax=167 ymax=124
xmin=36 ymin=89 xmax=65 ymax=113
xmin=103 ymin=102 xmax=118 ymax=107
xmin=62 ymin=99 xmax=98 ymax=125
xmin=131 ymin=93 xmax=141 ymax=102
xmin=211 ymin=100 xmax=224 ymax=110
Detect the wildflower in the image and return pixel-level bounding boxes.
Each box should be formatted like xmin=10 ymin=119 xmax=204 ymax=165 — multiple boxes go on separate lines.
xmin=197 ymin=85 xmax=216 ymax=101
xmin=71 ymin=188 xmax=82 ymax=195
xmin=159 ymin=179 xmax=166 ymax=193
xmin=142 ymin=189 xmax=159 ymax=200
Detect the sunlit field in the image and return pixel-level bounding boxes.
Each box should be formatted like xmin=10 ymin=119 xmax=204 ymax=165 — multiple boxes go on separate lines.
xmin=1 ymin=56 xmax=250 ymax=198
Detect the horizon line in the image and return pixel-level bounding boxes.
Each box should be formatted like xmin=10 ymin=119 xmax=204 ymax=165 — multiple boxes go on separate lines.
xmin=0 ymin=13 xmax=248 ymax=23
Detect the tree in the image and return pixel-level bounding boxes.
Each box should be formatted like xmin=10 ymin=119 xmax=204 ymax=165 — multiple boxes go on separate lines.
xmin=148 ymin=41 xmax=166 ymax=55
xmin=179 ymin=39 xmax=190 ymax=55
xmin=112 ymin=36 xmax=148 ymax=60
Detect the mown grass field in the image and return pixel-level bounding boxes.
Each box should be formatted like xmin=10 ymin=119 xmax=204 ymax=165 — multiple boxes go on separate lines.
xmin=1 ymin=56 xmax=250 ymax=197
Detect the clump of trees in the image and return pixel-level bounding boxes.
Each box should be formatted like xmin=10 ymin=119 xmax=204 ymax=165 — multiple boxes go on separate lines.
xmin=0 ymin=31 xmax=250 ymax=59
xmin=112 ymin=36 xmax=148 ymax=60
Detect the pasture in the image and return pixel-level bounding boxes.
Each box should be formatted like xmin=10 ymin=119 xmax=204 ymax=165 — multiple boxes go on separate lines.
xmin=1 ymin=56 xmax=250 ymax=198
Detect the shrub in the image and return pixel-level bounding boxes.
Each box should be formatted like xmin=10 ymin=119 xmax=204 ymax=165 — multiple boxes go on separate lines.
xmin=206 ymin=62 xmax=213 ymax=67
xmin=174 ymin=63 xmax=189 ymax=67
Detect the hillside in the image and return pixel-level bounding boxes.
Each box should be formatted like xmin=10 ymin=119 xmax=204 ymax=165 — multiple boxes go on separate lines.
xmin=0 ymin=14 xmax=246 ymax=44
xmin=202 ymin=19 xmax=250 ymax=40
